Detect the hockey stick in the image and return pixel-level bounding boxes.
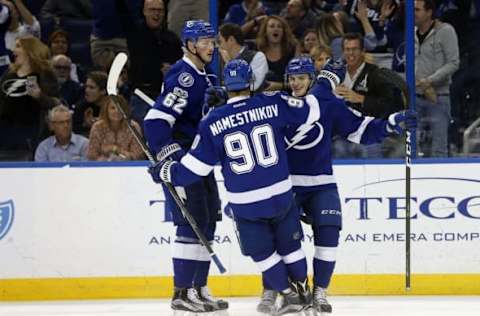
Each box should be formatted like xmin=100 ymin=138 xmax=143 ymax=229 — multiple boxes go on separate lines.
xmin=405 ymin=0 xmax=416 ymax=291
xmin=134 ymin=88 xmax=155 ymax=106
xmin=107 ymin=53 xmax=226 ymax=274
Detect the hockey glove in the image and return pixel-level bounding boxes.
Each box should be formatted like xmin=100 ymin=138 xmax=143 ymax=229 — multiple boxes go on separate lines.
xmin=317 ymin=58 xmax=346 ymax=91
xmin=148 ymin=142 xmax=184 ymax=184
xmin=205 ymin=86 xmax=228 ymax=108
xmin=386 ymin=110 xmax=417 ymax=135
xmin=148 ymin=159 xmax=177 ymax=183
xmin=156 ymin=142 xmax=185 ymax=162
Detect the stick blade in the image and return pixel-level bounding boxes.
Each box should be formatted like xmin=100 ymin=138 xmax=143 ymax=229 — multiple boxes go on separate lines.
xmin=107 ymin=52 xmax=128 ymax=96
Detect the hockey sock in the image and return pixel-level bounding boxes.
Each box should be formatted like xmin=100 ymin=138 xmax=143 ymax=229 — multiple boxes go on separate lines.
xmin=193 ymin=260 xmax=211 ymax=288
xmin=193 ymin=222 xmax=216 ymax=287
xmin=262 ymin=276 xmax=275 ymax=290
xmin=253 ymin=251 xmax=290 ymax=292
xmin=313 ymin=226 xmax=340 ymax=288
xmin=282 ymin=248 xmax=308 ymax=282
xmin=173 ymin=257 xmax=197 ymax=288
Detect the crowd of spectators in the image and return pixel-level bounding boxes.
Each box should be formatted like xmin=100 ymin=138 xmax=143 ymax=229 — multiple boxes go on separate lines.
xmin=0 ymin=0 xmax=479 ymax=162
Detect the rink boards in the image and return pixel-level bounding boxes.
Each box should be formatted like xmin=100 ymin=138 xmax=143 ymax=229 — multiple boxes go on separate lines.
xmin=1 ymin=159 xmax=480 ymax=300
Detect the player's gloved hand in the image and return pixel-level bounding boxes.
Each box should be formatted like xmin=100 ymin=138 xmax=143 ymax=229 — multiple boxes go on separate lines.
xmin=148 ymin=142 xmax=184 ymax=184
xmin=386 ymin=110 xmax=417 ymax=134
xmin=317 ymin=58 xmax=346 ymax=91
xmin=205 ymin=86 xmax=228 ymax=108
xmin=156 ymin=142 xmax=185 ymax=162
xmin=148 ymin=159 xmax=176 ymax=183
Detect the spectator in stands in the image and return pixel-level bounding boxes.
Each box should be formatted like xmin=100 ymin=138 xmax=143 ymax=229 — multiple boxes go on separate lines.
xmin=48 ymin=30 xmax=82 ymax=83
xmin=379 ymin=0 xmax=405 ymax=72
xmin=219 ymin=23 xmax=268 ymax=92
xmin=280 ymin=0 xmax=318 ymax=38
xmin=90 ymin=0 xmax=128 ymax=71
xmin=415 ymin=0 xmax=459 ymax=157
xmin=167 ymin=0 xmax=209 ymax=37
xmin=2 ymin=0 xmax=41 ymax=51
xmin=316 ymin=9 xmax=377 ymax=60
xmin=310 ymin=44 xmax=331 ymax=71
xmin=72 ymin=71 xmax=108 ymax=137
xmin=35 ymin=104 xmax=88 ymax=162
xmin=0 ymin=36 xmax=58 ymax=160
xmin=335 ymin=32 xmax=405 ymax=157
xmin=39 ymin=0 xmax=91 ymax=21
xmin=311 ymin=0 xmax=338 ymax=14
xmin=224 ymin=0 xmax=269 ymax=26
xmin=0 ymin=2 xmax=11 ymax=76
xmin=52 ymin=54 xmax=82 ymax=106
xmin=117 ymin=0 xmax=182 ymax=125
xmin=256 ymin=15 xmax=297 ymax=90
xmin=87 ymin=95 xmax=144 ymax=161
xmin=297 ymin=28 xmax=319 ymax=55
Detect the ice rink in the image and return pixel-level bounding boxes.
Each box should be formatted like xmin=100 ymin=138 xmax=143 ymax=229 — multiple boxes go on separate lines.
xmin=1 ymin=296 xmax=480 ymax=316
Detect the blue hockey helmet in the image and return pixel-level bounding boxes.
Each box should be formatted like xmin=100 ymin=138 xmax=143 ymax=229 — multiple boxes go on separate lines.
xmin=181 ymin=20 xmax=216 ymax=46
xmin=223 ymin=59 xmax=253 ymax=92
xmin=285 ymin=56 xmax=316 ymax=78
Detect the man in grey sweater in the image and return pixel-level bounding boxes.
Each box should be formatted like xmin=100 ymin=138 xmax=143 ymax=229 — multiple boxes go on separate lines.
xmin=415 ymin=0 xmax=459 ymax=157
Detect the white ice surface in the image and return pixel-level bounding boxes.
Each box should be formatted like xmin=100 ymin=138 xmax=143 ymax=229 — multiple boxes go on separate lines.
xmin=1 ymin=296 xmax=480 ymax=316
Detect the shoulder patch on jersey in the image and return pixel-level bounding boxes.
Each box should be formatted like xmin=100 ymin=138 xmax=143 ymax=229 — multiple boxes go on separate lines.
xmin=178 ymin=72 xmax=195 ymax=88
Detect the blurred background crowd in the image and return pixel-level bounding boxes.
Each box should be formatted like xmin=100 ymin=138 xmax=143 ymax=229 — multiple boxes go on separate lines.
xmin=0 ymin=0 xmax=479 ymax=162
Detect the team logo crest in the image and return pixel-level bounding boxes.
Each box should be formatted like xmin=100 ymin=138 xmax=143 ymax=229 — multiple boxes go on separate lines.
xmin=285 ymin=122 xmax=324 ymax=150
xmin=0 ymin=200 xmax=14 ymax=240
xmin=2 ymin=79 xmax=28 ymax=97
xmin=178 ymin=72 xmax=195 ymax=87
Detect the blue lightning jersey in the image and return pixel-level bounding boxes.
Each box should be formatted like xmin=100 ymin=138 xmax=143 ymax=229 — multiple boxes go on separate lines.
xmin=168 ymin=91 xmax=320 ymax=219
xmin=144 ymin=56 xmax=217 ymax=154
xmin=286 ymin=82 xmax=390 ymax=193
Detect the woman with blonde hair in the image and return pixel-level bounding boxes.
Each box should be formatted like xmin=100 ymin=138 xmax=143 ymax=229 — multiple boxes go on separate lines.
xmin=256 ymin=15 xmax=297 ymax=90
xmin=0 ymin=36 xmax=58 ymax=160
xmin=316 ymin=5 xmax=378 ymax=60
xmin=87 ymin=95 xmax=144 ymax=161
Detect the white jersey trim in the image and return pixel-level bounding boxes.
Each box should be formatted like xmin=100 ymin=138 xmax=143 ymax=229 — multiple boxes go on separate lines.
xmin=314 ymin=246 xmax=337 ymax=262
xmin=282 ymin=248 xmax=306 ymax=264
xmin=144 ymin=108 xmax=176 ymax=127
xmin=347 ymin=116 xmax=375 ymax=144
xmin=173 ymin=242 xmax=211 ymax=262
xmin=181 ymin=153 xmax=214 ymax=176
xmin=305 ymin=94 xmax=321 ymax=124
xmin=256 ymin=251 xmax=282 ymax=272
xmin=291 ymin=174 xmax=336 ymax=187
xmin=226 ymin=177 xmax=292 ymax=204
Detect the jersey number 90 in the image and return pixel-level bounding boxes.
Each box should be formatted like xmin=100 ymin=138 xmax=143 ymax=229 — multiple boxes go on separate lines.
xmin=224 ymin=124 xmax=279 ymax=174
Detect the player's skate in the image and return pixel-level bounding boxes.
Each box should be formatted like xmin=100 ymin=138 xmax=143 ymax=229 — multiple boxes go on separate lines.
xmin=291 ymin=279 xmax=312 ymax=306
xmin=312 ymin=286 xmax=332 ymax=314
xmin=196 ymin=286 xmax=229 ymax=310
xmin=256 ymin=288 xmax=278 ymax=314
xmin=171 ymin=287 xmax=214 ymax=312
xmin=275 ymin=288 xmax=305 ymax=315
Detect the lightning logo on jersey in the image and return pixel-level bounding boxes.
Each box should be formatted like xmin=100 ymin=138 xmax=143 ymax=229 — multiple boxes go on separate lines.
xmin=285 ymin=122 xmax=324 ymax=150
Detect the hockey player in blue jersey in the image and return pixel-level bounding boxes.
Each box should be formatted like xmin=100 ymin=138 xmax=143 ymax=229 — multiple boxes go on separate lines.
xmin=279 ymin=56 xmax=415 ymax=314
xmin=143 ymin=20 xmax=227 ymax=312
xmin=149 ymin=59 xmax=327 ymax=315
